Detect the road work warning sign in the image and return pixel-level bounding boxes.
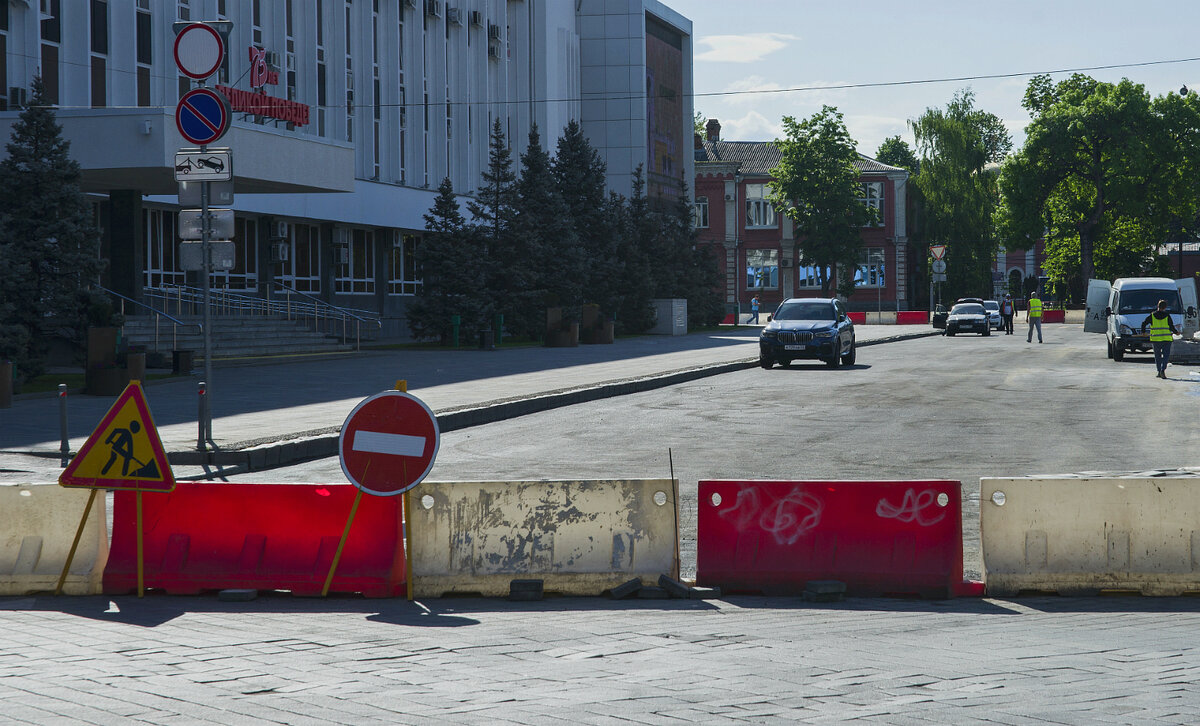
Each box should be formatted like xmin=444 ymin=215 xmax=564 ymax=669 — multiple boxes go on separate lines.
xmin=59 ymin=381 xmax=176 ymax=493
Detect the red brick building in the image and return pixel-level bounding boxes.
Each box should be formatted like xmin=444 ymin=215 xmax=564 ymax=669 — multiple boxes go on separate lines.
xmin=693 ymin=120 xmax=911 ymax=316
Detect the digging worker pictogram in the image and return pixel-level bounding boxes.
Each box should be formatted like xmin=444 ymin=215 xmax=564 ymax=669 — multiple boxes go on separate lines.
xmin=100 ymin=420 xmax=160 ymax=478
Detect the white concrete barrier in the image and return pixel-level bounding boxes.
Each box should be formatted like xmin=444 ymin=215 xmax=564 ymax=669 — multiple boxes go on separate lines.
xmin=407 ymin=479 xmax=679 ymax=598
xmin=982 ymin=477 xmax=1200 ymax=596
xmin=1 ymin=485 xmax=108 ymax=595
xmin=864 ymin=311 xmax=897 ymax=325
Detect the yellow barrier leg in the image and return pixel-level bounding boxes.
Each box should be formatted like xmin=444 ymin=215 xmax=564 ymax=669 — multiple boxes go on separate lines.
xmin=323 ymin=487 xmax=364 ymax=597
xmin=136 ymin=491 xmax=144 ymax=598
xmin=55 ymin=488 xmax=98 ymax=596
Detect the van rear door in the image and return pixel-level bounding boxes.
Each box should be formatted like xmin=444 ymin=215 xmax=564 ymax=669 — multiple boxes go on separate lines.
xmin=1176 ymin=277 xmax=1199 ymax=337
xmin=1084 ymin=279 xmax=1111 ymax=334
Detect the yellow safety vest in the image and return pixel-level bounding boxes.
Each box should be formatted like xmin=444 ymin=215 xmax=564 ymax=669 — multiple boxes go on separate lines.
xmin=1028 ymin=298 xmax=1042 ymax=318
xmin=1149 ymin=315 xmax=1173 ymax=342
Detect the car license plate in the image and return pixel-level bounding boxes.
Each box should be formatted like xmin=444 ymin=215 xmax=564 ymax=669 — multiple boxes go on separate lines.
xmin=784 ymin=344 xmax=805 ymax=351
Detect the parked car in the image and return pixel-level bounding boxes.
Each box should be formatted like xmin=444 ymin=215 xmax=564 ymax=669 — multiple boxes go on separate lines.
xmin=983 ymin=300 xmax=1003 ymax=330
xmin=759 ymin=298 xmax=856 ymax=368
xmin=932 ymin=304 xmax=948 ymax=329
xmin=944 ymin=302 xmax=991 ymax=336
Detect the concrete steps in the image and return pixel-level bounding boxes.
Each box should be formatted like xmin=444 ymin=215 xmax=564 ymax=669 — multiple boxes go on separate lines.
xmin=121 ymin=315 xmax=361 ymax=360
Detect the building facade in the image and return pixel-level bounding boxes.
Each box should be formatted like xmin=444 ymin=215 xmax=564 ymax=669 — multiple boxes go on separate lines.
xmin=0 ymin=0 xmax=693 ymax=337
xmin=694 ymin=120 xmax=910 ymax=316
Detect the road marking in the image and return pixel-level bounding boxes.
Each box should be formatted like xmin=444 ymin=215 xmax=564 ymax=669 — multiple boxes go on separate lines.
xmin=352 ymin=430 xmax=425 ymax=457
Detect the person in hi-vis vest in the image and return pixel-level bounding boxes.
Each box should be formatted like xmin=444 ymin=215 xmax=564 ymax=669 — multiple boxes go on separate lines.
xmin=1141 ymin=299 xmax=1180 ymax=379
xmin=1026 ymin=291 xmax=1043 ymax=343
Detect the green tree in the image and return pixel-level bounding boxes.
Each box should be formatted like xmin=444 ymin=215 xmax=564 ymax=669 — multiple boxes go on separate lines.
xmin=514 ymin=124 xmax=583 ymax=333
xmin=875 ymin=135 xmax=919 ymax=174
xmin=614 ymin=166 xmax=656 ymax=333
xmin=911 ymin=89 xmax=1010 ymax=301
xmin=768 ymin=106 xmax=872 ymax=297
xmin=0 ymin=76 xmax=103 ymax=384
xmin=467 ymin=119 xmax=523 ymax=337
xmin=406 ymin=178 xmax=490 ymax=342
xmin=694 ymin=111 xmax=708 ymax=140
xmin=997 ymin=74 xmax=1183 ymax=295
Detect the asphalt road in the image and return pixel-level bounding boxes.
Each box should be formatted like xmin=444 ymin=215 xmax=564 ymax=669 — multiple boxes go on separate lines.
xmin=228 ymin=325 xmax=1200 ymax=581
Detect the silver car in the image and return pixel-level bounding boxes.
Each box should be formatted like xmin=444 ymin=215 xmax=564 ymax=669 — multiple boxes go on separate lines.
xmin=983 ymin=300 xmax=1003 ymax=330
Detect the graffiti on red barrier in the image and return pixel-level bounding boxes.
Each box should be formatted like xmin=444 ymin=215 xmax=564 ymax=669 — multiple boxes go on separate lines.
xmin=875 ymin=488 xmax=946 ymax=526
xmin=716 ymin=486 xmax=824 ymax=545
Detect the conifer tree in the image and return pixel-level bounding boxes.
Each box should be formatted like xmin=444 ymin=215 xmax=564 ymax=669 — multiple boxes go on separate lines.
xmin=0 ymin=77 xmax=103 ymax=383
xmin=514 ymin=124 xmax=582 ymax=334
xmin=614 ymin=166 xmax=656 ymax=333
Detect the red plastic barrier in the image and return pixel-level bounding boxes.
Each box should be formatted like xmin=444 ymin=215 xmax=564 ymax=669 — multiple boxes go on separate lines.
xmin=722 ymin=313 xmax=736 ymax=325
xmin=847 ymin=312 xmax=866 ymax=325
xmin=896 ymin=310 xmax=929 ymax=325
xmin=1042 ymin=309 xmax=1065 ymax=323
xmin=104 ymin=483 xmax=405 ymax=597
xmin=697 ymin=480 xmax=968 ymax=598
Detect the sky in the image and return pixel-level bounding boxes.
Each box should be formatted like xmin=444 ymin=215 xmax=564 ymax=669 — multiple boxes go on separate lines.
xmin=669 ymin=0 xmax=1200 ymax=158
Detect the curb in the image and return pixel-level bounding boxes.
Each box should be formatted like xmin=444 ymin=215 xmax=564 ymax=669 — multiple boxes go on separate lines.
xmin=164 ymin=329 xmax=940 ymax=472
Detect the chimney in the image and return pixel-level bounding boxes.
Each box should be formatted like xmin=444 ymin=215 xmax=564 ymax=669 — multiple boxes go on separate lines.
xmin=694 ymin=132 xmax=703 ymax=150
xmin=706 ymin=118 xmax=721 ymax=142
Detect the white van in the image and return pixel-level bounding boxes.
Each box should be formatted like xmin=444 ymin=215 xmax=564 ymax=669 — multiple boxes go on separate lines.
xmin=1084 ymin=277 xmax=1199 ymax=360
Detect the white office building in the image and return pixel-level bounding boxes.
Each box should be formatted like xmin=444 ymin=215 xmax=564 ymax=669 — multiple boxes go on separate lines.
xmin=0 ymin=0 xmax=693 ymax=337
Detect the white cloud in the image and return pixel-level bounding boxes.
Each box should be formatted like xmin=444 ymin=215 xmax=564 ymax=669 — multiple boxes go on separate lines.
xmin=695 ymin=33 xmax=798 ymax=63
xmin=716 ymin=111 xmax=784 ymax=142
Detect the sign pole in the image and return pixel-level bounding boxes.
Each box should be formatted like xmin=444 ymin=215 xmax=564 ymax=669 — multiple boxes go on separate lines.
xmin=396 ymin=380 xmax=416 ymax=602
xmin=200 ymin=166 xmax=213 ymax=445
xmin=136 ymin=491 xmax=145 ymax=598
xmin=54 ymin=489 xmax=98 ymax=595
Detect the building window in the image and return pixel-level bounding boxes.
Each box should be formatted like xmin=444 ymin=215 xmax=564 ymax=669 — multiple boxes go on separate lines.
xmin=144 ymin=209 xmax=183 ymax=290
xmin=859 ymin=181 xmax=884 ymax=226
xmin=316 ymin=0 xmax=327 ymax=136
xmin=745 ymin=249 xmax=779 ymax=290
xmin=745 ymin=183 xmax=776 ymax=228
xmin=345 ymin=0 xmax=354 ymax=143
xmin=39 ymin=0 xmax=61 ymax=105
xmin=282 ymin=224 xmax=321 ymax=293
xmin=388 ymin=232 xmax=421 ymax=295
xmin=90 ymin=0 xmax=108 ymax=108
xmin=0 ymin=3 xmax=7 ymax=112
xmin=136 ymin=3 xmax=151 ymax=106
xmin=211 ymin=218 xmax=259 ymax=291
xmin=797 ymin=264 xmax=829 ymax=289
xmin=855 ymin=248 xmax=886 ymax=288
xmin=336 ymin=229 xmax=376 ymax=294
xmin=693 ymin=196 xmax=709 ymax=229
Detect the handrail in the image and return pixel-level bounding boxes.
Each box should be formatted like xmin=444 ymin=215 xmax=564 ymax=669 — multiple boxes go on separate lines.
xmin=95 ymin=284 xmax=202 ymax=333
xmin=270 ymin=281 xmax=382 ymax=327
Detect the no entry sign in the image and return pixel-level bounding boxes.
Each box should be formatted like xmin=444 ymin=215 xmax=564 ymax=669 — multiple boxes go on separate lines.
xmin=340 ymin=391 xmax=440 ymax=496
xmin=174 ymin=23 xmax=225 ymax=80
xmin=176 ymin=88 xmax=230 ymax=145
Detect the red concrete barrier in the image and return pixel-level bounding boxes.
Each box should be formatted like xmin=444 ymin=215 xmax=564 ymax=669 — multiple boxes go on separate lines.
xmin=697 ymin=480 xmax=970 ymax=598
xmin=104 ymin=483 xmax=405 ymax=597
xmin=847 ymin=312 xmax=866 ymax=325
xmin=1042 ymin=309 xmax=1065 ymax=323
xmin=896 ymin=310 xmax=929 ymax=325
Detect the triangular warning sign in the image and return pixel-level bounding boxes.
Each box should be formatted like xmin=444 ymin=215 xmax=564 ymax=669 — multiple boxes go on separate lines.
xmin=59 ymin=381 xmax=176 ymax=493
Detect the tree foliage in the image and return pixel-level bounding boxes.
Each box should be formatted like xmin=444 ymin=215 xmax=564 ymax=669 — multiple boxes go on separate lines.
xmin=875 ymin=135 xmax=919 ymax=175
xmin=0 ymin=77 xmax=104 ymax=384
xmin=768 ymin=106 xmax=871 ymax=298
xmin=911 ymin=89 xmax=1011 ymax=301
xmin=997 ymin=74 xmax=1200 ymax=296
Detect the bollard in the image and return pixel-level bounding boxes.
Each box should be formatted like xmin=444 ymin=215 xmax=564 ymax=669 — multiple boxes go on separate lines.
xmin=451 ymin=315 xmax=461 ymax=348
xmin=59 ymin=384 xmax=70 ymax=467
xmin=197 ymin=381 xmax=207 ymax=451
xmin=0 ymin=360 xmax=11 ymax=409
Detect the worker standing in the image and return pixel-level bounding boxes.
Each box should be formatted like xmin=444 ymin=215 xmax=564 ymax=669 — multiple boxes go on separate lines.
xmin=1142 ymin=299 xmax=1180 ymax=379
xmin=1026 ymin=291 xmax=1043 ymax=343
xmin=1000 ymin=294 xmax=1016 ymax=335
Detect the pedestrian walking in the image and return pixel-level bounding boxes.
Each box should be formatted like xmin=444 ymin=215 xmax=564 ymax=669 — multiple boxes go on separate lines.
xmin=749 ymin=295 xmax=761 ymax=324
xmin=1142 ymin=299 xmax=1180 ymax=379
xmin=1000 ymin=294 xmax=1016 ymax=335
xmin=1026 ymin=291 xmax=1043 ymax=343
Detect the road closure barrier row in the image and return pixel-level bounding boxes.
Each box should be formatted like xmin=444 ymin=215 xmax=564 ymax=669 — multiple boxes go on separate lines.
xmin=896 ymin=311 xmax=929 ymax=325
xmin=0 ymin=485 xmax=108 ymax=595
xmin=982 ymin=477 xmax=1200 ymax=596
xmin=697 ymin=480 xmax=972 ymax=598
xmin=407 ymin=479 xmax=679 ymax=598
xmin=103 ymin=483 xmax=406 ymax=597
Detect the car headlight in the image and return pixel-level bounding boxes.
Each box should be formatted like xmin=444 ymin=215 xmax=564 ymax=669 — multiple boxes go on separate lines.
xmin=1119 ymin=324 xmax=1137 ymax=336
xmin=818 ymin=327 xmax=838 ymax=338
xmin=760 ymin=330 xmax=777 ymax=339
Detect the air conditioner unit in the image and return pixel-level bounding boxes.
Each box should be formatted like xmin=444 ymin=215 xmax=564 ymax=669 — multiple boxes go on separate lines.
xmin=270 ymin=220 xmax=289 ymax=238
xmin=404 ymin=0 xmax=417 ymax=7
xmin=447 ymin=7 xmax=462 ymax=25
xmin=337 ymin=246 xmax=350 ymax=264
xmin=487 ymin=22 xmax=501 ymax=40
xmin=9 ymin=87 xmax=28 ymax=109
xmin=469 ymin=10 xmax=483 ymax=27
xmin=487 ymin=43 xmax=501 ymax=60
xmin=264 ymin=51 xmax=281 ymax=70
xmin=333 ymin=227 xmax=351 ymax=246
xmin=426 ymin=0 xmax=442 ymax=18
xmin=271 ymin=242 xmax=290 ymax=263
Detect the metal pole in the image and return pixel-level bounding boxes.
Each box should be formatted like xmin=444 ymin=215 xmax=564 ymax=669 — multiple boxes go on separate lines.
xmin=58 ymin=384 xmax=69 ymax=468
xmin=201 ymin=169 xmax=213 ymax=446
xmin=197 ymin=381 xmax=207 ymax=451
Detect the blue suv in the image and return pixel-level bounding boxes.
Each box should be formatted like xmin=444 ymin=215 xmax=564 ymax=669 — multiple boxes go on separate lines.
xmin=759 ymin=298 xmax=856 ymax=369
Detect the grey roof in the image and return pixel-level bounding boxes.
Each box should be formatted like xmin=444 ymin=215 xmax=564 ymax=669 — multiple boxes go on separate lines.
xmin=695 ymin=139 xmax=906 ymax=176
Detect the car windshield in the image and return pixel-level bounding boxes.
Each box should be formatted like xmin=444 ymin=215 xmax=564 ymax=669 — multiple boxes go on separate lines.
xmin=774 ymin=301 xmax=835 ymax=321
xmin=951 ymin=304 xmax=984 ymax=315
xmin=1118 ymin=289 xmax=1182 ymax=315
xmin=984 ymin=301 xmax=999 ymax=311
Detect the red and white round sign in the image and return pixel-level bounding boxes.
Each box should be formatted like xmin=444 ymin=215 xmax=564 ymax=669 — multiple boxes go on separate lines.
xmin=174 ymin=23 xmax=225 ymax=80
xmin=339 ymin=391 xmax=440 ymax=496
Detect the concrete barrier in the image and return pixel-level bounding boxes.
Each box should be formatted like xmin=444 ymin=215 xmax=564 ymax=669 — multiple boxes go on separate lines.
xmin=982 ymin=477 xmax=1200 ymax=596
xmin=0 ymin=485 xmax=108 ymax=595
xmin=864 ymin=311 xmax=897 ymax=325
xmin=407 ymin=479 xmax=679 ymax=598
xmin=896 ymin=311 xmax=929 ymax=325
